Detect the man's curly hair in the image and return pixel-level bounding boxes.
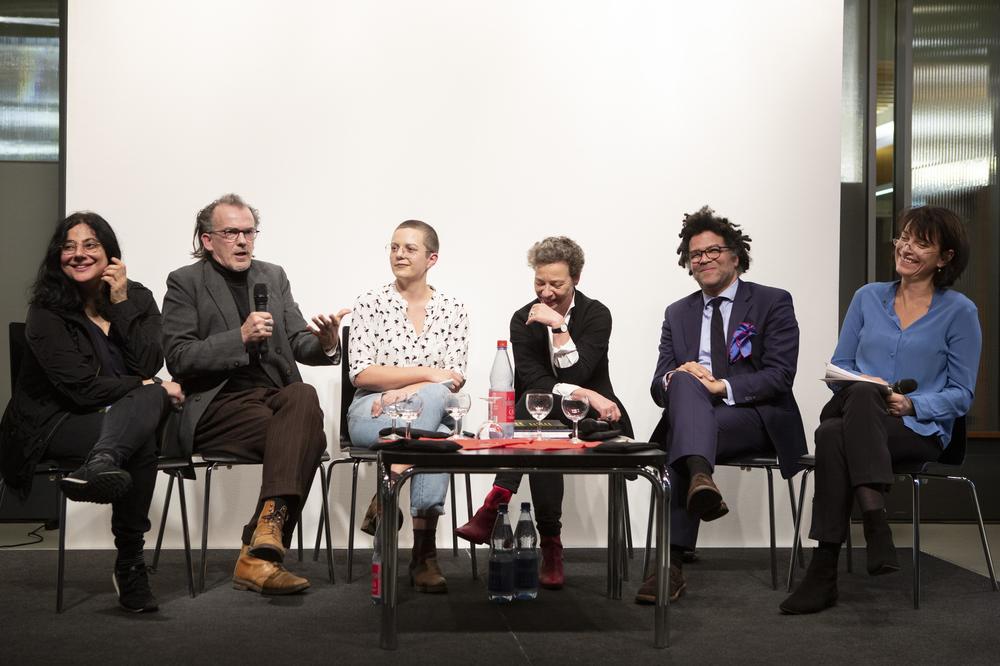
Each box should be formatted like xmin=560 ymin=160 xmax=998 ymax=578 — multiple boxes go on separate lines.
xmin=676 ymin=205 xmax=752 ymax=274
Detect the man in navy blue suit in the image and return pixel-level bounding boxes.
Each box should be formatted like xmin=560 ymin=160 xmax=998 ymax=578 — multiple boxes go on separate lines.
xmin=636 ymin=206 xmax=807 ymax=604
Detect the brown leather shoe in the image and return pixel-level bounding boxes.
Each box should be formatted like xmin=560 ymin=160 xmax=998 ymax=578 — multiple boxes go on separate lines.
xmin=635 ymin=562 xmax=686 ymax=604
xmin=539 ymin=535 xmax=565 ymax=590
xmin=360 ymin=493 xmax=404 ymax=537
xmin=233 ymin=545 xmax=310 ymax=595
xmin=687 ymin=473 xmax=728 ymax=521
xmin=249 ymin=499 xmax=287 ymax=562
xmin=409 ymin=557 xmax=448 ymax=593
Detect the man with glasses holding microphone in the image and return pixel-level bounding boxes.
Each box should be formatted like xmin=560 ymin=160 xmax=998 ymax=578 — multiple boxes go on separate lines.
xmin=636 ymin=206 xmax=807 ymax=605
xmin=162 ymin=193 xmax=349 ymax=595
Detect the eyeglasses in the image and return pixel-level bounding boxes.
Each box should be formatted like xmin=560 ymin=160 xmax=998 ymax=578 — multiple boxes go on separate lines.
xmin=60 ymin=240 xmax=103 ymax=255
xmin=688 ymin=245 xmax=731 ymax=264
xmin=892 ymin=236 xmax=933 ymax=253
xmin=210 ymin=228 xmax=260 ymax=242
xmin=386 ymin=243 xmax=430 ymax=257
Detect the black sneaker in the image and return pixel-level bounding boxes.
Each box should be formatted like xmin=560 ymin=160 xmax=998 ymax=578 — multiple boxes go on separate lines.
xmin=60 ymin=453 xmax=132 ymax=504
xmin=113 ymin=562 xmax=159 ymax=613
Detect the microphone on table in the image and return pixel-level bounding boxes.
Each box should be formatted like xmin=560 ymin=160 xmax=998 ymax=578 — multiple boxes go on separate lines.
xmin=253 ymin=283 xmax=269 ymax=358
xmin=886 ymin=378 xmax=918 ymax=395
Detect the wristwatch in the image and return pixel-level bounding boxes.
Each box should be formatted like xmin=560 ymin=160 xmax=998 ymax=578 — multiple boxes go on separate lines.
xmin=151 ymin=376 xmax=163 ymax=385
xmin=550 ymin=323 xmax=568 ymax=334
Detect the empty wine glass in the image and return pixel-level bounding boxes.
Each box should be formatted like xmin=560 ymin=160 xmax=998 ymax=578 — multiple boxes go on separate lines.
xmin=397 ymin=393 xmax=423 ymax=439
xmin=444 ymin=392 xmax=472 ymax=438
xmin=560 ymin=394 xmax=590 ymax=442
xmin=525 ymin=392 xmax=553 ymax=438
xmin=477 ymin=395 xmax=505 ymax=439
xmin=381 ymin=391 xmax=402 ymax=440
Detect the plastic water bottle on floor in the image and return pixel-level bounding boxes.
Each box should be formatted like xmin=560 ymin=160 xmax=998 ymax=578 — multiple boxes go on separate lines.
xmin=514 ymin=502 xmax=539 ymax=600
xmin=371 ymin=532 xmax=382 ymax=605
xmin=488 ymin=503 xmax=515 ymax=602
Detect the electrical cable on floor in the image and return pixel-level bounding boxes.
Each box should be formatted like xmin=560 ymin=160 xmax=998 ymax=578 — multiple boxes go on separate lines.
xmin=0 ymin=523 xmax=46 ymax=548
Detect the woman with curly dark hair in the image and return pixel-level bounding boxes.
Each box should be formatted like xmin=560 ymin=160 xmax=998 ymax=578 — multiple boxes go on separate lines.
xmin=0 ymin=212 xmax=184 ymax=613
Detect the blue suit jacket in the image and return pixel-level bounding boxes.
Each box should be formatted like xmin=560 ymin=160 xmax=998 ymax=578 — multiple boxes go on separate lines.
xmin=649 ymin=280 xmax=807 ymax=478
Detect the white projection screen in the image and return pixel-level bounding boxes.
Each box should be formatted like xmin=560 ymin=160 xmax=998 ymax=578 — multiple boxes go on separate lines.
xmin=65 ymin=1 xmax=843 ymax=549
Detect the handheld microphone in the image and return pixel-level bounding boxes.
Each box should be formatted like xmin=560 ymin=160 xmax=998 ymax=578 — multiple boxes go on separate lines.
xmin=253 ymin=283 xmax=269 ymax=357
xmin=888 ymin=378 xmax=918 ymax=394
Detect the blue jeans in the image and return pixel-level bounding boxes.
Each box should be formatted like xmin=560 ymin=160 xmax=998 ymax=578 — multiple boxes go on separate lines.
xmin=347 ymin=382 xmax=453 ymax=517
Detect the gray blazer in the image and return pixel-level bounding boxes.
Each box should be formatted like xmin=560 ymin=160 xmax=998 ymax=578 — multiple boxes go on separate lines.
xmin=161 ymin=259 xmax=335 ymax=456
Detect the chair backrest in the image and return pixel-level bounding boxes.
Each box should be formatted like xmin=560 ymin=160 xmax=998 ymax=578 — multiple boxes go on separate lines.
xmin=9 ymin=322 xmax=27 ymax=392
xmin=339 ymin=325 xmax=356 ymax=445
xmin=937 ymin=415 xmax=968 ymax=466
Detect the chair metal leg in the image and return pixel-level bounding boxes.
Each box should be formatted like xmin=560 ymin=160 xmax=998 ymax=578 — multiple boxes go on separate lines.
xmin=56 ymin=487 xmax=67 ymax=613
xmin=0 ymin=479 xmax=7 ymax=508
xmin=786 ymin=477 xmax=805 ymax=568
xmin=845 ymin=524 xmax=853 ymax=573
xmin=296 ymin=514 xmax=304 ymax=562
xmin=960 ymin=477 xmax=999 ymax=591
xmin=911 ymin=476 xmax=921 ymax=609
xmin=450 ymin=474 xmax=458 ymax=556
xmin=199 ymin=464 xmax=215 ymax=594
xmin=346 ymin=460 xmax=360 ymax=583
xmin=624 ymin=483 xmax=634 ymax=560
xmin=175 ymin=472 xmax=196 ymax=598
xmin=319 ymin=462 xmax=335 ymax=584
xmin=465 ymin=473 xmax=478 ymax=580
xmin=643 ymin=486 xmax=655 ymax=580
xmin=766 ymin=466 xmax=777 ymax=590
xmin=786 ymin=469 xmax=810 ymax=592
xmin=152 ymin=472 xmax=175 ymax=572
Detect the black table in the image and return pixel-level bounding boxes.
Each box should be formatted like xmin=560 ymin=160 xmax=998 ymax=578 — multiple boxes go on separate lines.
xmin=376 ymin=445 xmax=672 ymax=649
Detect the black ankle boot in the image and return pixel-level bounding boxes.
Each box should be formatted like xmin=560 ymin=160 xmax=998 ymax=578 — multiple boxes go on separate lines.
xmin=780 ymin=547 xmax=839 ymax=614
xmin=863 ymin=508 xmax=900 ymax=575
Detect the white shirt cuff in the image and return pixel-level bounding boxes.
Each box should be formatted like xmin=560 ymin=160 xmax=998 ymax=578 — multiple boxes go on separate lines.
xmin=721 ymin=379 xmax=734 ymax=406
xmin=551 ymin=339 xmax=579 ymax=369
xmin=552 ymin=382 xmax=581 ymax=398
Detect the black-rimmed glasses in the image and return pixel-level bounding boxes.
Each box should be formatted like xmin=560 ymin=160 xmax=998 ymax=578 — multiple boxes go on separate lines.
xmin=210 ymin=228 xmax=260 ymax=242
xmin=689 ymin=245 xmax=731 ymax=264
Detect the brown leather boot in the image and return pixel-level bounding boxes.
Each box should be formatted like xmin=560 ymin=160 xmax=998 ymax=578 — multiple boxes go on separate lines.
xmin=249 ymin=499 xmax=287 ymax=562
xmin=455 ymin=485 xmax=513 ymax=545
xmin=233 ymin=545 xmax=310 ymax=595
xmin=410 ymin=522 xmax=447 ymax=593
xmin=635 ymin=561 xmax=686 ymax=604
xmin=539 ymin=535 xmax=565 ymax=589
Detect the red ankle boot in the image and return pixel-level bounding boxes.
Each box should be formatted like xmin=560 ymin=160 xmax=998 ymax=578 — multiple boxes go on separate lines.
xmin=455 ymin=485 xmax=513 ymax=545
xmin=539 ymin=535 xmax=564 ymax=589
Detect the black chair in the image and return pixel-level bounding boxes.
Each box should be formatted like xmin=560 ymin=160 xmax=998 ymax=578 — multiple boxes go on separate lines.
xmin=2 ymin=322 xmax=195 ymax=610
xmin=786 ymin=416 xmax=998 ymax=608
xmin=312 ymin=325 xmax=477 ymax=581
xmin=640 ymin=453 xmax=803 ymax=589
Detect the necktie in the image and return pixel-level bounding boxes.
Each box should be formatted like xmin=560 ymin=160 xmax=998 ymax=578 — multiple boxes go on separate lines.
xmin=709 ymin=297 xmax=728 ymax=380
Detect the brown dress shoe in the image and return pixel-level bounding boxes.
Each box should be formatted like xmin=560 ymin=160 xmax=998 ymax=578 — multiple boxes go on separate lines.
xmin=539 ymin=535 xmax=565 ymax=590
xmin=233 ymin=545 xmax=310 ymax=595
xmin=249 ymin=499 xmax=287 ymax=562
xmin=360 ymin=493 xmax=404 ymax=537
xmin=409 ymin=557 xmax=448 ymax=593
xmin=635 ymin=562 xmax=686 ymax=604
xmin=686 ymin=473 xmax=728 ymax=521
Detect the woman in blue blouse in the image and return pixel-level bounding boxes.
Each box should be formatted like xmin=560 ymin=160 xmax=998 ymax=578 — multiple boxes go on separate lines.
xmin=781 ymin=206 xmax=981 ymax=614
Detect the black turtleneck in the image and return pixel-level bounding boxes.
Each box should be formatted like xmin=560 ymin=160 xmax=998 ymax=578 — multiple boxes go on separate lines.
xmin=208 ymin=259 xmax=278 ymax=393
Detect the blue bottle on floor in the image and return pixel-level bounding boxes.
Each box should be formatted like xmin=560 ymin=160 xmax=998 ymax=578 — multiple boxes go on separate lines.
xmin=488 ymin=503 xmax=515 ymax=602
xmin=514 ymin=502 xmax=539 ymax=600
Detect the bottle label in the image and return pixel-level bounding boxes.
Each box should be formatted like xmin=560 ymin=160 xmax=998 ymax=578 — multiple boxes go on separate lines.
xmin=489 ymin=389 xmax=516 ymax=425
xmin=371 ymin=561 xmax=382 ymax=599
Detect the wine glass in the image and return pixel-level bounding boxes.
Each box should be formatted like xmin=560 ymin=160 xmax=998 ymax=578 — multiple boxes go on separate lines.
xmin=560 ymin=394 xmax=590 ymax=442
xmin=381 ymin=391 xmax=402 ymax=440
xmin=525 ymin=392 xmax=553 ymax=438
xmin=477 ymin=395 xmax=505 ymax=439
xmin=397 ymin=393 xmax=423 ymax=439
xmin=444 ymin=392 xmax=472 ymax=438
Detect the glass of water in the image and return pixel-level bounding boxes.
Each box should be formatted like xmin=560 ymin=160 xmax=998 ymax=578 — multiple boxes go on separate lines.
xmin=560 ymin=394 xmax=590 ymax=442
xmin=398 ymin=393 xmax=423 ymax=439
xmin=381 ymin=391 xmax=402 ymax=440
xmin=525 ymin=392 xmax=553 ymax=438
xmin=444 ymin=392 xmax=472 ymax=438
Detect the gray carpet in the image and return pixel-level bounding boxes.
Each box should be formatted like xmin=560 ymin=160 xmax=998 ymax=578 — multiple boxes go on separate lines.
xmin=1 ymin=547 xmax=997 ymax=664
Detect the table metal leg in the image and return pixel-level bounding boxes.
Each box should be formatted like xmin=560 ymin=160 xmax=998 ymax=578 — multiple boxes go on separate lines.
xmin=380 ymin=459 xmax=403 ymax=650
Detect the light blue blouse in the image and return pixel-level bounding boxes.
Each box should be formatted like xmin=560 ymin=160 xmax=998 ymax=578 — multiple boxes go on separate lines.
xmin=831 ymin=281 xmax=981 ymax=448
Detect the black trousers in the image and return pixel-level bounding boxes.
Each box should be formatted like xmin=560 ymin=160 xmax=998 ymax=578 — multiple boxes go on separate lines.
xmin=193 ymin=383 xmax=326 ymax=547
xmin=45 ymin=384 xmax=168 ymax=555
xmin=657 ymin=371 xmax=773 ymax=549
xmin=809 ymin=382 xmax=942 ymax=544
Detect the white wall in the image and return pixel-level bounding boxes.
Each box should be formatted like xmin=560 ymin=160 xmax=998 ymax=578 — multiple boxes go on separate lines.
xmin=64 ymin=0 xmax=843 ymax=550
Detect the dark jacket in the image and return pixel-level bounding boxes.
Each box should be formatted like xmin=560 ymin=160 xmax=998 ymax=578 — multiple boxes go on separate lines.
xmin=0 ymin=282 xmax=163 ymax=493
xmin=161 ymin=259 xmax=335 ymax=458
xmin=649 ymin=280 xmax=806 ymax=478
xmin=510 ymin=289 xmax=633 ymax=437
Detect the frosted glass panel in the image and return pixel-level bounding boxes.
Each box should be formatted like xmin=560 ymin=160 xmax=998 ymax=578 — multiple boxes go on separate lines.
xmin=0 ymin=12 xmax=60 ymax=161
